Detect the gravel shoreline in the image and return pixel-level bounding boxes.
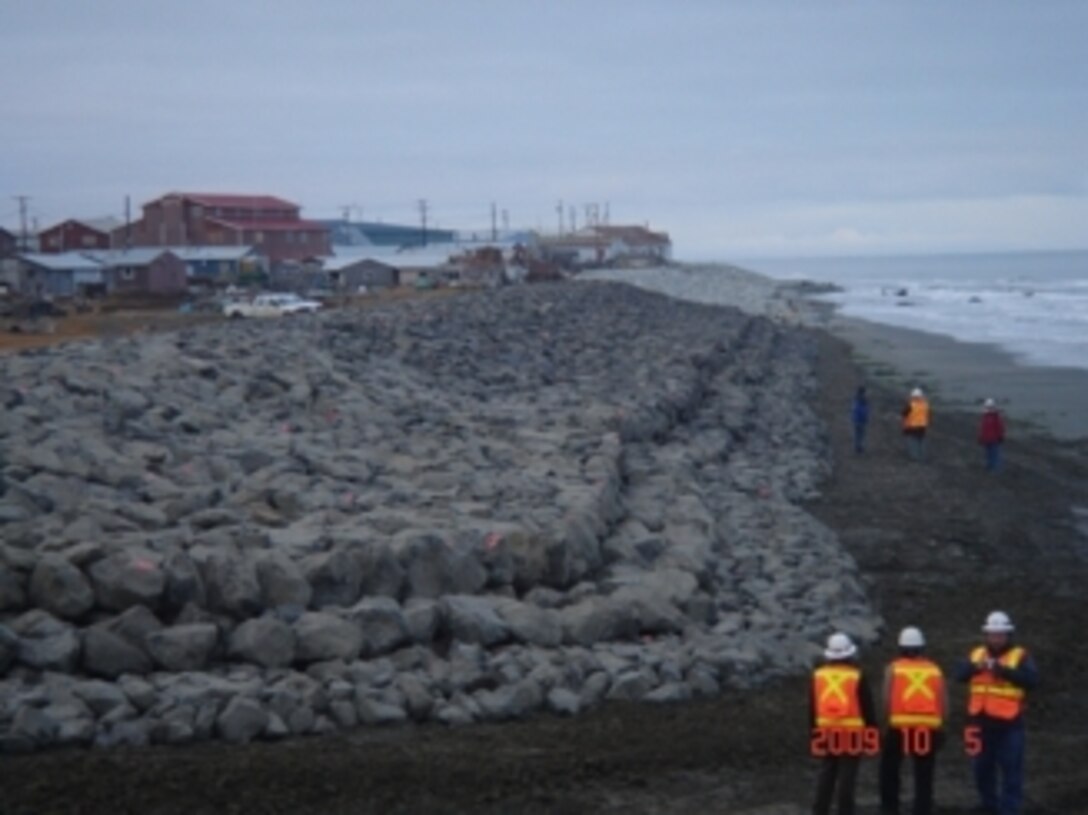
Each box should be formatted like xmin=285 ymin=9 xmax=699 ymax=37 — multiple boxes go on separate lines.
xmin=0 ymin=281 xmax=879 ymax=751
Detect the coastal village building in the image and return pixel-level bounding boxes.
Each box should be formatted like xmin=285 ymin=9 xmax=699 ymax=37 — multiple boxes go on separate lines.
xmin=537 ymin=224 xmax=672 ymax=268
xmin=88 ymin=248 xmax=188 ymax=296
xmin=117 ymin=192 xmax=330 ymax=265
xmin=38 ymin=217 xmax=120 ymax=253
xmin=16 ymin=252 xmax=106 ymax=298
xmin=592 ymin=225 xmax=672 ymax=262
xmin=0 ymin=226 xmax=17 ymax=258
xmin=321 ymin=219 xmax=456 ymax=249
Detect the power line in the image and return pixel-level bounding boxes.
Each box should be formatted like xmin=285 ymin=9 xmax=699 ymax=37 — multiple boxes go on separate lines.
xmin=417 ymin=198 xmax=429 ymax=247
xmin=14 ymin=195 xmax=30 ymax=251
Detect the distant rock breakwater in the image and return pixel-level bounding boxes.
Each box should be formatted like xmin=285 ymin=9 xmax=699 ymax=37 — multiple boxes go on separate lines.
xmin=0 ymin=282 xmax=879 ymax=751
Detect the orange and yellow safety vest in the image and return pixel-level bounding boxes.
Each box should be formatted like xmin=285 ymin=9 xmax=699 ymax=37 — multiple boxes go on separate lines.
xmin=888 ymin=657 xmax=945 ymax=729
xmin=814 ymin=664 xmax=864 ymax=729
xmin=903 ymin=398 xmax=930 ymax=430
xmin=968 ymin=646 xmax=1026 ymax=720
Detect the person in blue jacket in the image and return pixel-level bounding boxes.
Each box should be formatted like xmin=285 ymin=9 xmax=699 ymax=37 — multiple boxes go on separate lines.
xmin=851 ymin=386 xmax=870 ymax=454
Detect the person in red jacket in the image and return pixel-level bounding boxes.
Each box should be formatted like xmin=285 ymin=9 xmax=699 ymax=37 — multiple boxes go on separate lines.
xmin=978 ymin=398 xmax=1006 ymax=472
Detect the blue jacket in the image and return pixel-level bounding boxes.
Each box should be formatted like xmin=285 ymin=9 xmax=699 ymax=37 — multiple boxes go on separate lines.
xmin=851 ymin=397 xmax=870 ymax=426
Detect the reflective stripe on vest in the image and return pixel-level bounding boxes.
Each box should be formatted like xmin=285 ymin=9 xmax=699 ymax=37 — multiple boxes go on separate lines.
xmin=904 ymin=398 xmax=930 ymax=430
xmin=888 ymin=657 xmax=944 ymax=729
xmin=968 ymin=645 xmax=1026 ymax=720
xmin=814 ymin=664 xmax=864 ymax=729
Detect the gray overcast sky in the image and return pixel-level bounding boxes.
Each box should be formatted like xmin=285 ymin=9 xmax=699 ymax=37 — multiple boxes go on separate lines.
xmin=2 ymin=0 xmax=1086 ymax=258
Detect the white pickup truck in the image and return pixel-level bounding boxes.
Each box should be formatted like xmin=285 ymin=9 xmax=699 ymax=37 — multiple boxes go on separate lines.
xmin=223 ymin=293 xmax=322 ymax=319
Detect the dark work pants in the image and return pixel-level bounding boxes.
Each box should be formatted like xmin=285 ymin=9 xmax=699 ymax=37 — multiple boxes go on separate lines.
xmin=879 ymin=728 xmax=942 ymax=815
xmin=974 ymin=721 xmax=1025 ymax=815
xmin=813 ymin=755 xmax=860 ymax=815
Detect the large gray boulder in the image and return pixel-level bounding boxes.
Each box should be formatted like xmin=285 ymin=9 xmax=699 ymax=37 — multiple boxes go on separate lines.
xmin=255 ymin=552 xmax=312 ymax=610
xmin=404 ymin=599 xmax=441 ymax=644
xmin=441 ymin=595 xmax=510 ymax=647
xmin=12 ymin=610 xmax=80 ymax=672
xmin=228 ymin=616 xmax=296 ymax=668
xmin=28 ymin=554 xmax=95 ymax=619
xmin=145 ymin=623 xmax=219 ymax=671
xmin=216 ymin=696 xmax=269 ymax=745
xmin=100 ymin=605 xmax=164 ymax=647
xmin=354 ymin=692 xmax=408 ymax=726
xmin=303 ymin=548 xmax=362 ymax=609
xmin=82 ymin=627 xmax=152 ymax=677
xmin=293 ymin=612 xmax=363 ymax=663
xmin=10 ymin=705 xmax=59 ymax=749
xmin=88 ymin=552 xmax=166 ymax=612
xmin=345 ymin=597 xmax=410 ymax=657
xmin=559 ymin=597 xmax=639 ymax=645
xmin=398 ymin=533 xmax=487 ymax=599
xmin=0 ymin=563 xmax=26 ymax=611
xmin=203 ymin=553 xmax=262 ymax=619
xmin=492 ymin=598 xmax=562 ymax=647
xmin=606 ymin=668 xmax=656 ymax=701
xmin=357 ymin=544 xmax=405 ymax=598
xmin=474 ymin=679 xmax=544 ymax=721
xmin=72 ymin=679 xmax=130 ymax=717
xmin=0 ymin=624 xmax=18 ymax=673
xmin=162 ymin=551 xmax=206 ymax=611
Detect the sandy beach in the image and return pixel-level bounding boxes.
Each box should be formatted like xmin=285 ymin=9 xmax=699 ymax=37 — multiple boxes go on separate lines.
xmin=820 ymin=314 xmax=1088 ymax=443
xmin=2 ymin=271 xmax=1087 ymax=813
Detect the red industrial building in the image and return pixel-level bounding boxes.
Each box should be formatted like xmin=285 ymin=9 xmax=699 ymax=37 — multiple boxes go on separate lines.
xmin=38 ymin=218 xmax=119 ymax=253
xmin=116 ymin=192 xmax=330 ymax=264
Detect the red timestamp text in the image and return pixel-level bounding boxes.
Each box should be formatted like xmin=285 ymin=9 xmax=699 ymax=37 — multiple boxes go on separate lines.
xmin=810 ymin=727 xmax=881 ymax=757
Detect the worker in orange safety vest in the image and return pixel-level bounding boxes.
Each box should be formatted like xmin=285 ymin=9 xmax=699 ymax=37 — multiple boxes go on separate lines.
xmin=901 ymin=387 xmax=930 ymax=461
xmin=810 ymin=632 xmax=876 ymax=815
xmin=954 ymin=611 xmax=1039 ymax=815
xmin=880 ymin=626 xmax=948 ymax=815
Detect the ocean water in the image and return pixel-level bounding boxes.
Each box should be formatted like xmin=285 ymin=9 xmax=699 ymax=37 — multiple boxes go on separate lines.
xmin=744 ymin=251 xmax=1088 ymax=371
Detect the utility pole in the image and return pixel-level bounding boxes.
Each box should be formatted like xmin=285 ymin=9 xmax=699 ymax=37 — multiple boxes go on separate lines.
xmin=417 ymin=198 xmax=429 ymax=247
xmin=569 ymin=206 xmax=577 ymax=233
xmin=556 ymin=200 xmax=564 ymax=235
xmin=14 ymin=195 xmax=30 ymax=251
xmin=501 ymin=209 xmax=509 ymax=231
xmin=490 ymin=201 xmax=497 ymax=241
xmin=604 ymin=201 xmax=610 ymax=225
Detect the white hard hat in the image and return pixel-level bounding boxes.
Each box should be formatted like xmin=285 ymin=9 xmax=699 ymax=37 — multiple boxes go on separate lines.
xmin=824 ymin=632 xmax=858 ymax=660
xmin=911 ymin=388 xmax=924 ymax=398
xmin=898 ymin=626 xmax=926 ymax=648
xmin=982 ymin=610 xmax=1015 ymax=633
xmin=984 ymin=398 xmax=996 ymax=410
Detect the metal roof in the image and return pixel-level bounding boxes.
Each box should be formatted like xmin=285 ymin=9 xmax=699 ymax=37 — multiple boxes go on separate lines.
xmin=84 ymin=248 xmax=179 ymax=267
xmin=205 ymin=217 xmax=327 ymax=232
xmin=160 ymin=192 xmax=298 ymax=210
xmin=18 ymin=252 xmax=103 ymax=272
xmin=166 ymin=245 xmax=257 ymax=262
xmin=326 ymin=244 xmax=456 ymax=270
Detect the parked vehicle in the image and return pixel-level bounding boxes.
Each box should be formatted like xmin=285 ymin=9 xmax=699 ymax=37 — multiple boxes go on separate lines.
xmin=223 ymin=293 xmax=322 ymax=318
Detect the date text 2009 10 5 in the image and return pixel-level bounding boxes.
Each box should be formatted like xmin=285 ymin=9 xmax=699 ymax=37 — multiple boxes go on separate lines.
xmin=809 ymin=727 xmax=982 ymax=757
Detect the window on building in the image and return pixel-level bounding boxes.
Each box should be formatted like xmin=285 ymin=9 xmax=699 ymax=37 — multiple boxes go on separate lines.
xmin=300 ymin=232 xmax=309 ymax=244
xmin=192 ymin=205 xmax=203 ymax=219
xmin=286 ymin=231 xmax=295 ymax=244
xmin=254 ymin=232 xmax=264 ymax=244
xmin=82 ymin=235 xmax=96 ymax=247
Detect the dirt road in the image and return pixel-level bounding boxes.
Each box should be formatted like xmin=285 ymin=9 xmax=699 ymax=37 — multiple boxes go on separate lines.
xmin=2 ymin=329 xmax=1086 ymax=815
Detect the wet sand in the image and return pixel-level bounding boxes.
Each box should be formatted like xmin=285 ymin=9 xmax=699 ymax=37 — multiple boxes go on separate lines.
xmin=823 ymin=312 xmax=1088 ymax=442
